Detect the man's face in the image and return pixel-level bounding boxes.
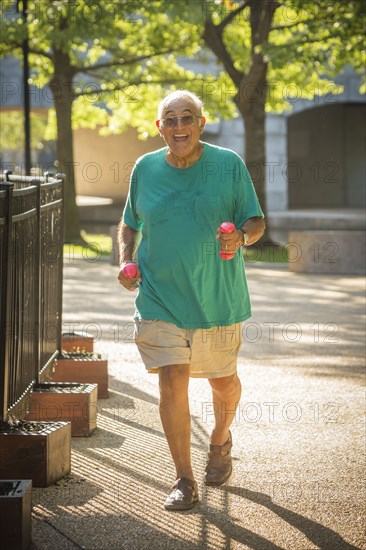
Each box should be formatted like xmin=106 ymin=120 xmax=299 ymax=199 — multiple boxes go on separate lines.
xmin=156 ymin=97 xmax=206 ymax=158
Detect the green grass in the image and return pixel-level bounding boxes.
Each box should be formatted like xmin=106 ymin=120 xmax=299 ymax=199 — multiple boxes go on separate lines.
xmin=244 ymin=244 xmax=288 ymax=263
xmin=63 ymin=231 xmax=112 ymax=259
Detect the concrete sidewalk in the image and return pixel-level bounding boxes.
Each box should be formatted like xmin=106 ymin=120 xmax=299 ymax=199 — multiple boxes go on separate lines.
xmin=30 ymin=258 xmax=365 ymax=549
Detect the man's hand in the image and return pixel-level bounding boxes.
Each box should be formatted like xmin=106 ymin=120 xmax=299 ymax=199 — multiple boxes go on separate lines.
xmin=117 ymin=262 xmax=142 ymax=291
xmin=216 ymin=227 xmax=243 ymax=256
xmin=215 ymin=217 xmax=266 ymax=255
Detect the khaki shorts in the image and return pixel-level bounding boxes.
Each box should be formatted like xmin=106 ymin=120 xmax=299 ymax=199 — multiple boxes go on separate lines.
xmin=134 ymin=319 xmax=243 ymax=378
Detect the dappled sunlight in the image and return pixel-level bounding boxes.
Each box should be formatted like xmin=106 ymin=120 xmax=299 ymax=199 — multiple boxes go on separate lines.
xmin=240 ymin=265 xmax=365 ymax=377
xmin=30 ymin=344 xmax=365 ymax=549
xmin=33 ymin=261 xmax=365 ymax=548
xmin=32 ymin=411 xmax=233 ymax=548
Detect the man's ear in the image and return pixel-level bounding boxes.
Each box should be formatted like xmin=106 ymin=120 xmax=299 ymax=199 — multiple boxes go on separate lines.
xmin=200 ymin=116 xmax=206 ymax=133
xmin=156 ymin=120 xmax=163 ymax=136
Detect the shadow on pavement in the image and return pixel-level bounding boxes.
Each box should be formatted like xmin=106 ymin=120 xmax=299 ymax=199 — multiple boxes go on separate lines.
xmin=224 ymin=486 xmax=360 ymax=550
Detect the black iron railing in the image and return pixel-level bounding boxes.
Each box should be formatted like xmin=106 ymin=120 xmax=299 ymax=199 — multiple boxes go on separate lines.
xmin=0 ymin=172 xmax=65 ymax=421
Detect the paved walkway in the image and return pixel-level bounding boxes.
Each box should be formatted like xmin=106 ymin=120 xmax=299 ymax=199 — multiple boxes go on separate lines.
xmin=30 ymin=258 xmax=365 ymax=549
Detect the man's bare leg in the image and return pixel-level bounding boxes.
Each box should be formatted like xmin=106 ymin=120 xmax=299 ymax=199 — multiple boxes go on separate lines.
xmin=208 ymin=373 xmax=242 ymax=445
xmin=158 ymin=364 xmax=193 ymax=480
xmin=204 ymin=373 xmax=242 ymax=485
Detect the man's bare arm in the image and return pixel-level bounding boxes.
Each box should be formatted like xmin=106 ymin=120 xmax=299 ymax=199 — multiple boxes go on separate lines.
xmin=240 ymin=216 xmax=266 ymax=246
xmin=117 ymin=222 xmax=142 ymax=290
xmin=118 ymin=221 xmax=140 ymax=265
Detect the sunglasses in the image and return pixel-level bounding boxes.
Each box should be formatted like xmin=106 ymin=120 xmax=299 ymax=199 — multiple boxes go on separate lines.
xmin=160 ymin=115 xmax=203 ymax=128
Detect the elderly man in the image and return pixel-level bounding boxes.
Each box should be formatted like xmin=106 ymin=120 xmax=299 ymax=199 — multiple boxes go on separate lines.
xmin=118 ymin=90 xmax=265 ymax=511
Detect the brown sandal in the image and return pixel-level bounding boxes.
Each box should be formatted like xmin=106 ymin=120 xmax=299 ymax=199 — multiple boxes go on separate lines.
xmin=164 ymin=477 xmax=199 ymax=511
xmin=204 ymin=431 xmax=232 ymax=486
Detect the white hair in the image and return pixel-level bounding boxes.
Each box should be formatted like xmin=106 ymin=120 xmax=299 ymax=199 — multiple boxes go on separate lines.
xmin=158 ymin=90 xmax=204 ymax=119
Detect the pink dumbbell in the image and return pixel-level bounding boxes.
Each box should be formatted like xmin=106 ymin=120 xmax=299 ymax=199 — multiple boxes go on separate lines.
xmin=122 ymin=263 xmax=138 ymax=279
xmin=219 ymin=222 xmax=236 ymax=260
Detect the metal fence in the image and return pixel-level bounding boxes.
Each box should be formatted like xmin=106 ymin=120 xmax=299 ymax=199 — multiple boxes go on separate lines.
xmin=0 ymin=172 xmax=65 ymax=422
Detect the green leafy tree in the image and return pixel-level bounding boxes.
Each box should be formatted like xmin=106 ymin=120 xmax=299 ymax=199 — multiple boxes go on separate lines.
xmin=0 ymin=111 xmax=48 ymax=160
xmin=201 ymin=0 xmax=365 ymax=240
xmin=0 ymin=0 xmax=233 ymax=242
xmin=2 ymin=1 xmax=364 ymax=244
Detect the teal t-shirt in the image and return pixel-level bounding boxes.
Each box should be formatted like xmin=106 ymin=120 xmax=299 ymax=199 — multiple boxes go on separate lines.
xmin=122 ymin=142 xmax=264 ymax=328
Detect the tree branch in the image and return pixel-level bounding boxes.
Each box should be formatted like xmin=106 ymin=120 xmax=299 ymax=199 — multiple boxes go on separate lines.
xmin=217 ymin=0 xmax=250 ymax=32
xmin=284 ymin=30 xmax=354 ymax=48
xmin=270 ymin=12 xmax=350 ymax=33
xmin=28 ymin=48 xmax=53 ymax=60
xmin=202 ymin=20 xmax=243 ymax=86
xmin=238 ymin=1 xmax=278 ymax=105
xmin=270 ymin=18 xmax=315 ymax=32
xmin=1 ymin=40 xmax=53 ymax=60
xmin=75 ymin=46 xmax=189 ymax=74
xmin=72 ymin=77 xmax=208 ymax=98
xmin=250 ymin=0 xmax=278 ymax=49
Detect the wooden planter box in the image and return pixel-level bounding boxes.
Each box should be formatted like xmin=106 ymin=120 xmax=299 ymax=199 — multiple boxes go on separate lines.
xmin=26 ymin=382 xmax=98 ymax=437
xmin=62 ymin=331 xmax=94 ymax=353
xmin=0 ymin=421 xmax=71 ymax=487
xmin=52 ymin=354 xmax=109 ymax=399
xmin=0 ymin=480 xmax=32 ymax=550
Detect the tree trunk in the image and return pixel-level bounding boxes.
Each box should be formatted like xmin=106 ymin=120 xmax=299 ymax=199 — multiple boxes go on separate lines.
xmin=238 ymin=95 xmax=266 ymax=215
xmin=238 ymin=91 xmax=275 ymax=245
xmin=202 ymin=0 xmax=278 ymax=244
xmin=50 ymin=51 xmax=81 ymax=243
xmin=235 ymin=0 xmax=277 ymax=244
xmin=235 ymin=66 xmax=274 ymax=245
